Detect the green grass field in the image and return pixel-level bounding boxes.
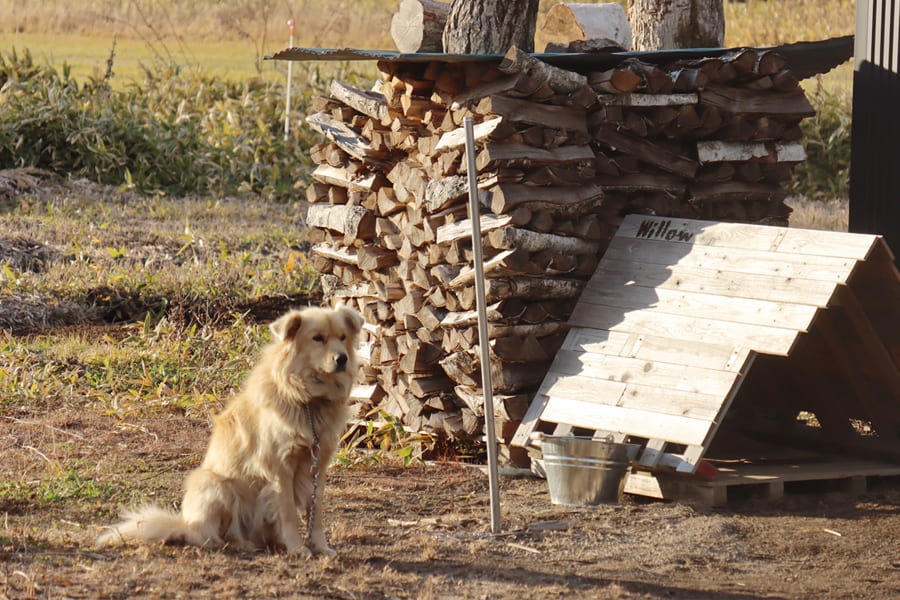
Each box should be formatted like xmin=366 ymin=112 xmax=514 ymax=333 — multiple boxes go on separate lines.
xmin=0 ymin=32 xmax=280 ymax=83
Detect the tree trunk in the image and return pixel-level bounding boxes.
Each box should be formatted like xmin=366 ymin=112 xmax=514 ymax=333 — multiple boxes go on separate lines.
xmin=628 ymin=0 xmax=724 ymax=51
xmin=442 ymin=0 xmax=540 ymax=54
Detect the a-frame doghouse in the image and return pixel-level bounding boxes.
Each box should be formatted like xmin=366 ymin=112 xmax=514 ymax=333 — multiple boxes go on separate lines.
xmin=513 ymin=214 xmax=900 ymax=505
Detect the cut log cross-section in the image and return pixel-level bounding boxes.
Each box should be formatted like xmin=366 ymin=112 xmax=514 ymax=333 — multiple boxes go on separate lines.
xmin=391 ymin=0 xmax=451 ymax=53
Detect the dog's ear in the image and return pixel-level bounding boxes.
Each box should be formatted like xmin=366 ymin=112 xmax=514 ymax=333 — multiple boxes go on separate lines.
xmin=337 ymin=305 xmax=365 ymax=335
xmin=270 ymin=310 xmax=303 ymax=342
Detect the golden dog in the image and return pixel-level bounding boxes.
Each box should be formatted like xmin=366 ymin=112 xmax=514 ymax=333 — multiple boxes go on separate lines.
xmin=98 ymin=304 xmax=364 ymax=556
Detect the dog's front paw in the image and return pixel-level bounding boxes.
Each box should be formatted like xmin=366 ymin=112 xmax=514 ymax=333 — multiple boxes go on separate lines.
xmin=308 ymin=542 xmax=337 ymax=558
xmin=285 ymin=542 xmax=314 ymax=557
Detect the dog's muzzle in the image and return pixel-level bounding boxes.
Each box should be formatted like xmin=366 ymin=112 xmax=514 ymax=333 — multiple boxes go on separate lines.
xmin=333 ymin=352 xmax=348 ymax=372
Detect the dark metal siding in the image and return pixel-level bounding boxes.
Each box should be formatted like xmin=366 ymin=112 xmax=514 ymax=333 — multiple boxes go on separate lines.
xmin=850 ymin=0 xmax=900 ymax=262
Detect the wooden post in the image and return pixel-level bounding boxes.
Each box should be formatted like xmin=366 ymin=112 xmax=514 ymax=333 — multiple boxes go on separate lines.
xmin=465 ymin=116 xmax=501 ymax=535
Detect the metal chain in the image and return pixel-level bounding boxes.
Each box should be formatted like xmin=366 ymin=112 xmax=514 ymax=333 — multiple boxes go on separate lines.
xmin=304 ymin=402 xmax=321 ymax=547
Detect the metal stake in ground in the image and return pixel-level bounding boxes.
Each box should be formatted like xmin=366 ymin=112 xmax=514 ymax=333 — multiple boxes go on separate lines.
xmin=464 ymin=116 xmax=501 ymax=535
xmin=283 ymin=19 xmax=296 ymax=141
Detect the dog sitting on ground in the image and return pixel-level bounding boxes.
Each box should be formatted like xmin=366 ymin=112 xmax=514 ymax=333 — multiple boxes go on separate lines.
xmin=97 ymin=304 xmax=364 ymax=556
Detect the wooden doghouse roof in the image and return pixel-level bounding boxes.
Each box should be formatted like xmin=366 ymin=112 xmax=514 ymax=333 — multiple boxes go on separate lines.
xmin=513 ymin=214 xmax=900 ymax=474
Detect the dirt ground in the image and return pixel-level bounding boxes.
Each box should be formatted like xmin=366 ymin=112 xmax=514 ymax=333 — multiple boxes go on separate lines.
xmin=2 ymin=402 xmax=899 ymax=600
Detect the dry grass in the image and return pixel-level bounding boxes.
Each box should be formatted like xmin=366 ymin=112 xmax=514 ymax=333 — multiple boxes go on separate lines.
xmin=786 ymin=196 xmax=849 ymax=232
xmin=0 ymin=172 xmax=323 ymax=424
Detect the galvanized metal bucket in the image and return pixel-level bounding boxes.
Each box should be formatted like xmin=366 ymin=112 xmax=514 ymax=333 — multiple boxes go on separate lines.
xmin=541 ymin=436 xmax=640 ymax=505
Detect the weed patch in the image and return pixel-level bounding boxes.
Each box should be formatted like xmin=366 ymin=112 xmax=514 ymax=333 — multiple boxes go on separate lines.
xmin=0 ymin=466 xmax=116 ymax=509
xmin=0 ymin=50 xmax=320 ymax=199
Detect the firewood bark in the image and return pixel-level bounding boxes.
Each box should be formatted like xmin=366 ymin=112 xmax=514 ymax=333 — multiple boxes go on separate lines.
xmin=628 ymin=0 xmax=724 ymax=51
xmin=306 ymin=204 xmax=376 ymax=242
xmin=442 ymin=0 xmax=540 ymax=54
xmin=329 ymin=80 xmax=389 ymax=121
xmin=498 ymin=46 xmax=588 ymax=95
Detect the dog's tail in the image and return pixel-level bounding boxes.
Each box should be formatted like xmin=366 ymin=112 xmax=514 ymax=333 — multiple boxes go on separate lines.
xmin=96 ymin=505 xmax=220 ymax=548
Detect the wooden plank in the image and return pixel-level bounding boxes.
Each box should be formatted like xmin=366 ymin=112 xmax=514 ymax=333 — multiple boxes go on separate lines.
xmin=831 ymin=286 xmax=900 ymax=417
xmin=541 ymin=369 xmax=728 ymax=421
xmin=575 ymin=284 xmax=819 ymax=332
xmin=776 ymin=228 xmax=879 ymax=260
xmin=616 ymin=214 xmax=788 ymax=250
xmin=616 ymin=214 xmax=879 ymax=260
xmin=561 ymin=328 xmax=749 ymax=372
xmin=587 ymin=259 xmax=839 ymax=308
xmin=565 ymin=305 xmax=799 ymax=356
xmin=548 ymin=349 xmax=740 ymax=398
xmin=511 ymin=393 xmax=551 ymax=447
xmin=698 ymin=459 xmax=900 ymax=484
xmin=602 ymin=237 xmax=858 ymax=285
xmin=638 ymin=439 xmax=668 ymax=468
xmin=541 ymin=396 xmax=713 ymax=447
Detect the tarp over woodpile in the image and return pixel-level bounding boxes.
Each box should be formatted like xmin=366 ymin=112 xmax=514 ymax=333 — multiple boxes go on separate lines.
xmin=268 ymin=35 xmax=853 ymax=81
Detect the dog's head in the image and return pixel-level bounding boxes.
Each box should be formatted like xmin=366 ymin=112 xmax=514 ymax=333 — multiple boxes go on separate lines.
xmin=269 ymin=304 xmax=364 ymax=402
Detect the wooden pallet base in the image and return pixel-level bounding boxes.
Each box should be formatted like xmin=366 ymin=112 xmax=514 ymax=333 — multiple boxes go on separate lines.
xmin=624 ymin=459 xmax=900 ymax=506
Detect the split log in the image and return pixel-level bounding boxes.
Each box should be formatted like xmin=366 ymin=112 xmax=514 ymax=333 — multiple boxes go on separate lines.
xmin=498 ymin=46 xmax=588 ymax=95
xmin=490 ymin=334 xmax=553 ymax=363
xmin=484 ymin=277 xmax=584 ymax=302
xmin=391 ymin=0 xmax=450 ymax=53
xmin=487 ymin=226 xmax=601 ymax=255
xmin=474 ymin=94 xmax=588 ymax=134
xmin=594 ymin=125 xmax=698 ymax=179
xmin=541 ymin=2 xmax=632 ymax=51
xmin=594 ymin=93 xmax=698 ymax=107
xmin=435 ymin=116 xmax=505 ymax=152
xmin=320 ymin=275 xmax=378 ymax=300
xmin=306 ymin=112 xmax=390 ymax=162
xmin=589 ymin=67 xmax=643 ymax=94
xmin=436 ymin=214 xmax=512 ymax=245
xmin=439 ymin=351 xmax=551 ymax=394
xmin=688 ymin=181 xmax=788 ymax=203
xmin=489 ymin=183 xmax=605 ymax=214
xmin=329 ymin=80 xmax=389 ymax=121
xmin=699 ymin=85 xmax=816 ymax=118
xmin=454 ymin=386 xmax=532 ymax=421
xmin=312 ymin=242 xmax=358 ymax=265
xmin=312 ymin=164 xmax=382 ymax=193
xmin=306 ymin=204 xmax=376 ymax=242
xmin=424 ymin=175 xmax=469 ymax=212
xmin=357 ymin=245 xmax=399 ymax=271
xmin=475 ymin=143 xmax=595 ymax=171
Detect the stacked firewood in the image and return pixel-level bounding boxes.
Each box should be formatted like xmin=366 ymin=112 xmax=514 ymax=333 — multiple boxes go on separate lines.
xmin=302 ymin=46 xmax=814 ymax=463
